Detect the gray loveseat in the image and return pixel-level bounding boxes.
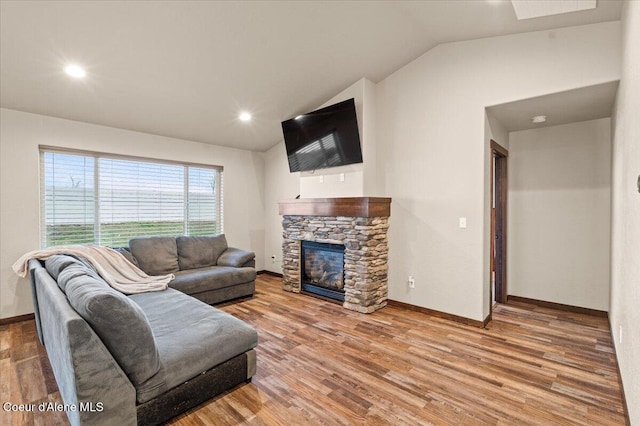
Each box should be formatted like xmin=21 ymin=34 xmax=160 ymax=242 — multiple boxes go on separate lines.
xmin=28 ymin=235 xmax=259 ymax=425
xmin=122 ymin=234 xmax=256 ymax=305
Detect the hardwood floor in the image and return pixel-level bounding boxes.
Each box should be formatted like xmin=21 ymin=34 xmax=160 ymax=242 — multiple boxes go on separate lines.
xmin=0 ymin=275 xmax=627 ymax=425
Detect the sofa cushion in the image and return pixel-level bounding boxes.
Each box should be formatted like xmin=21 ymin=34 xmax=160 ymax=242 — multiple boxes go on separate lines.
xmin=64 ymin=272 xmax=162 ymax=389
xmin=56 ymin=261 xmax=101 ymax=292
xmin=129 ymin=288 xmax=258 ymax=403
xmin=129 ymin=237 xmax=179 ymax=275
xmin=45 ymin=255 xmax=82 ymax=280
xmin=216 ymin=247 xmax=255 ymax=268
xmin=169 ymin=266 xmax=256 ymax=295
xmin=176 ymin=234 xmax=228 ymax=270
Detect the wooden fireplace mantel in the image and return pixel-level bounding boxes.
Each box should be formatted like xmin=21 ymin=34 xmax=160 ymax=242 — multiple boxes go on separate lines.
xmin=278 ymin=197 xmax=391 ymax=218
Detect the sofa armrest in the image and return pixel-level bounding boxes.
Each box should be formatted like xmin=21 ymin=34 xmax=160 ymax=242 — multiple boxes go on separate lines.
xmin=217 ymin=247 xmax=255 ymax=268
xmin=28 ymin=259 xmax=45 ymax=345
xmin=32 ymin=264 xmax=137 ymax=426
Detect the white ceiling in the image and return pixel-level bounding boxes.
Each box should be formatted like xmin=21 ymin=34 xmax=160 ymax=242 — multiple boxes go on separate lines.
xmin=0 ymin=1 xmax=622 ymax=152
xmin=486 ymin=81 xmax=619 ymax=132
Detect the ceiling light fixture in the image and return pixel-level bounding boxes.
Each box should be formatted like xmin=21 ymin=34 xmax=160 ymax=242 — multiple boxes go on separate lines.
xmin=64 ymin=64 xmax=86 ymax=79
xmin=532 ymin=115 xmax=547 ymax=124
xmin=239 ymin=112 xmax=252 ymax=122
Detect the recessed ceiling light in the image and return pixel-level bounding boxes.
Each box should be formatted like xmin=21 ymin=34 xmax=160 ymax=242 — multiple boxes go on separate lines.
xmin=532 ymin=115 xmax=547 ymax=124
xmin=239 ymin=112 xmax=252 ymax=122
xmin=64 ymin=64 xmax=86 ymax=79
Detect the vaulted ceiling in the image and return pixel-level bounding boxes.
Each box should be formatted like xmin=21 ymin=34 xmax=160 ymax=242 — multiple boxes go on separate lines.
xmin=0 ymin=1 xmax=622 ymax=152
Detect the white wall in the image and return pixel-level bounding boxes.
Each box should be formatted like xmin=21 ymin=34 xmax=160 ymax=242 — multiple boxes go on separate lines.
xmin=362 ymin=79 xmax=379 ymax=196
xmin=263 ymin=141 xmax=299 ymax=272
xmin=485 ymin=111 xmax=509 ymax=151
xmin=375 ymin=22 xmax=620 ymax=321
xmin=610 ymin=1 xmax=640 ymax=423
xmin=508 ymin=119 xmax=611 ymax=311
xmin=0 ymin=108 xmax=265 ymax=319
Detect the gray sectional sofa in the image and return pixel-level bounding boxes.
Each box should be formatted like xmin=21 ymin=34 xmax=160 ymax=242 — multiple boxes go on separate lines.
xmin=28 ymin=234 xmax=259 ymax=425
xmin=124 ymin=234 xmax=257 ymax=304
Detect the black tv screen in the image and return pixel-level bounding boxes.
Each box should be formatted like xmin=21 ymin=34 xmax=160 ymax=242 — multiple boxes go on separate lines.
xmin=281 ymin=98 xmax=363 ymax=173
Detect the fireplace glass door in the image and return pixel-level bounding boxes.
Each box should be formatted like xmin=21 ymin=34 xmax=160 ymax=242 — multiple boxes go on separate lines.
xmin=301 ymin=241 xmax=345 ymax=301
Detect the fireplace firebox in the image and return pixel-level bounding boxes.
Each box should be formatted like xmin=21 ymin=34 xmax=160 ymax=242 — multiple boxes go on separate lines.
xmin=301 ymin=241 xmax=345 ymax=302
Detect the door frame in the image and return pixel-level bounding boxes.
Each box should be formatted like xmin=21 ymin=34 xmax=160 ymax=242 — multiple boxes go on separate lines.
xmin=490 ymin=140 xmax=508 ymax=306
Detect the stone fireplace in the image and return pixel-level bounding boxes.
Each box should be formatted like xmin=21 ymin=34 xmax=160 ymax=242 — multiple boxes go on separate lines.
xmin=278 ymin=197 xmax=391 ymax=313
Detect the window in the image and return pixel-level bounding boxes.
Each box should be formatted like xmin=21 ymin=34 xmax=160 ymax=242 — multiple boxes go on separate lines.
xmin=40 ymin=148 xmax=223 ymax=248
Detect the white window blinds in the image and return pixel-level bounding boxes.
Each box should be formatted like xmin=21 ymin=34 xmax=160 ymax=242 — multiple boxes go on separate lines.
xmin=41 ymin=151 xmax=96 ymax=245
xmin=40 ymin=148 xmax=223 ymax=248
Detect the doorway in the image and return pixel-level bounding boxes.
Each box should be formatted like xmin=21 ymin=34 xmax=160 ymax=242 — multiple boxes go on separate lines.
xmin=490 ymin=140 xmax=508 ymax=306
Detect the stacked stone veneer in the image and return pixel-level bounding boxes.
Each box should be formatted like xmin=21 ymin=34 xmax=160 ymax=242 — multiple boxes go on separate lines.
xmin=282 ymin=215 xmax=389 ymax=313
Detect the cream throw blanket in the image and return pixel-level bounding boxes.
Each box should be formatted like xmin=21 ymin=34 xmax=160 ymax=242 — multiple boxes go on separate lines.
xmin=13 ymin=245 xmax=173 ymax=294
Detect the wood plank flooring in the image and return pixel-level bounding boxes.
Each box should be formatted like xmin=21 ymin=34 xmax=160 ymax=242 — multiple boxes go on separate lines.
xmin=0 ymin=274 xmax=627 ymax=425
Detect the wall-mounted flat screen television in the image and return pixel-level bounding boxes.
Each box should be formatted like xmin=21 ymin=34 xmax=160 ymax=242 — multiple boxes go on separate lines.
xmin=281 ymin=98 xmax=363 ymax=173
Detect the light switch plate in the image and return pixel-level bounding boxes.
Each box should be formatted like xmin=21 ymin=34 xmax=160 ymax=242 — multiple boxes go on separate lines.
xmin=459 ymin=217 xmax=467 ymax=228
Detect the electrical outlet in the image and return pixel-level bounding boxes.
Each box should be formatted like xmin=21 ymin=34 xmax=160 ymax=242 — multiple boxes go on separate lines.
xmin=408 ymin=276 xmax=415 ymax=288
